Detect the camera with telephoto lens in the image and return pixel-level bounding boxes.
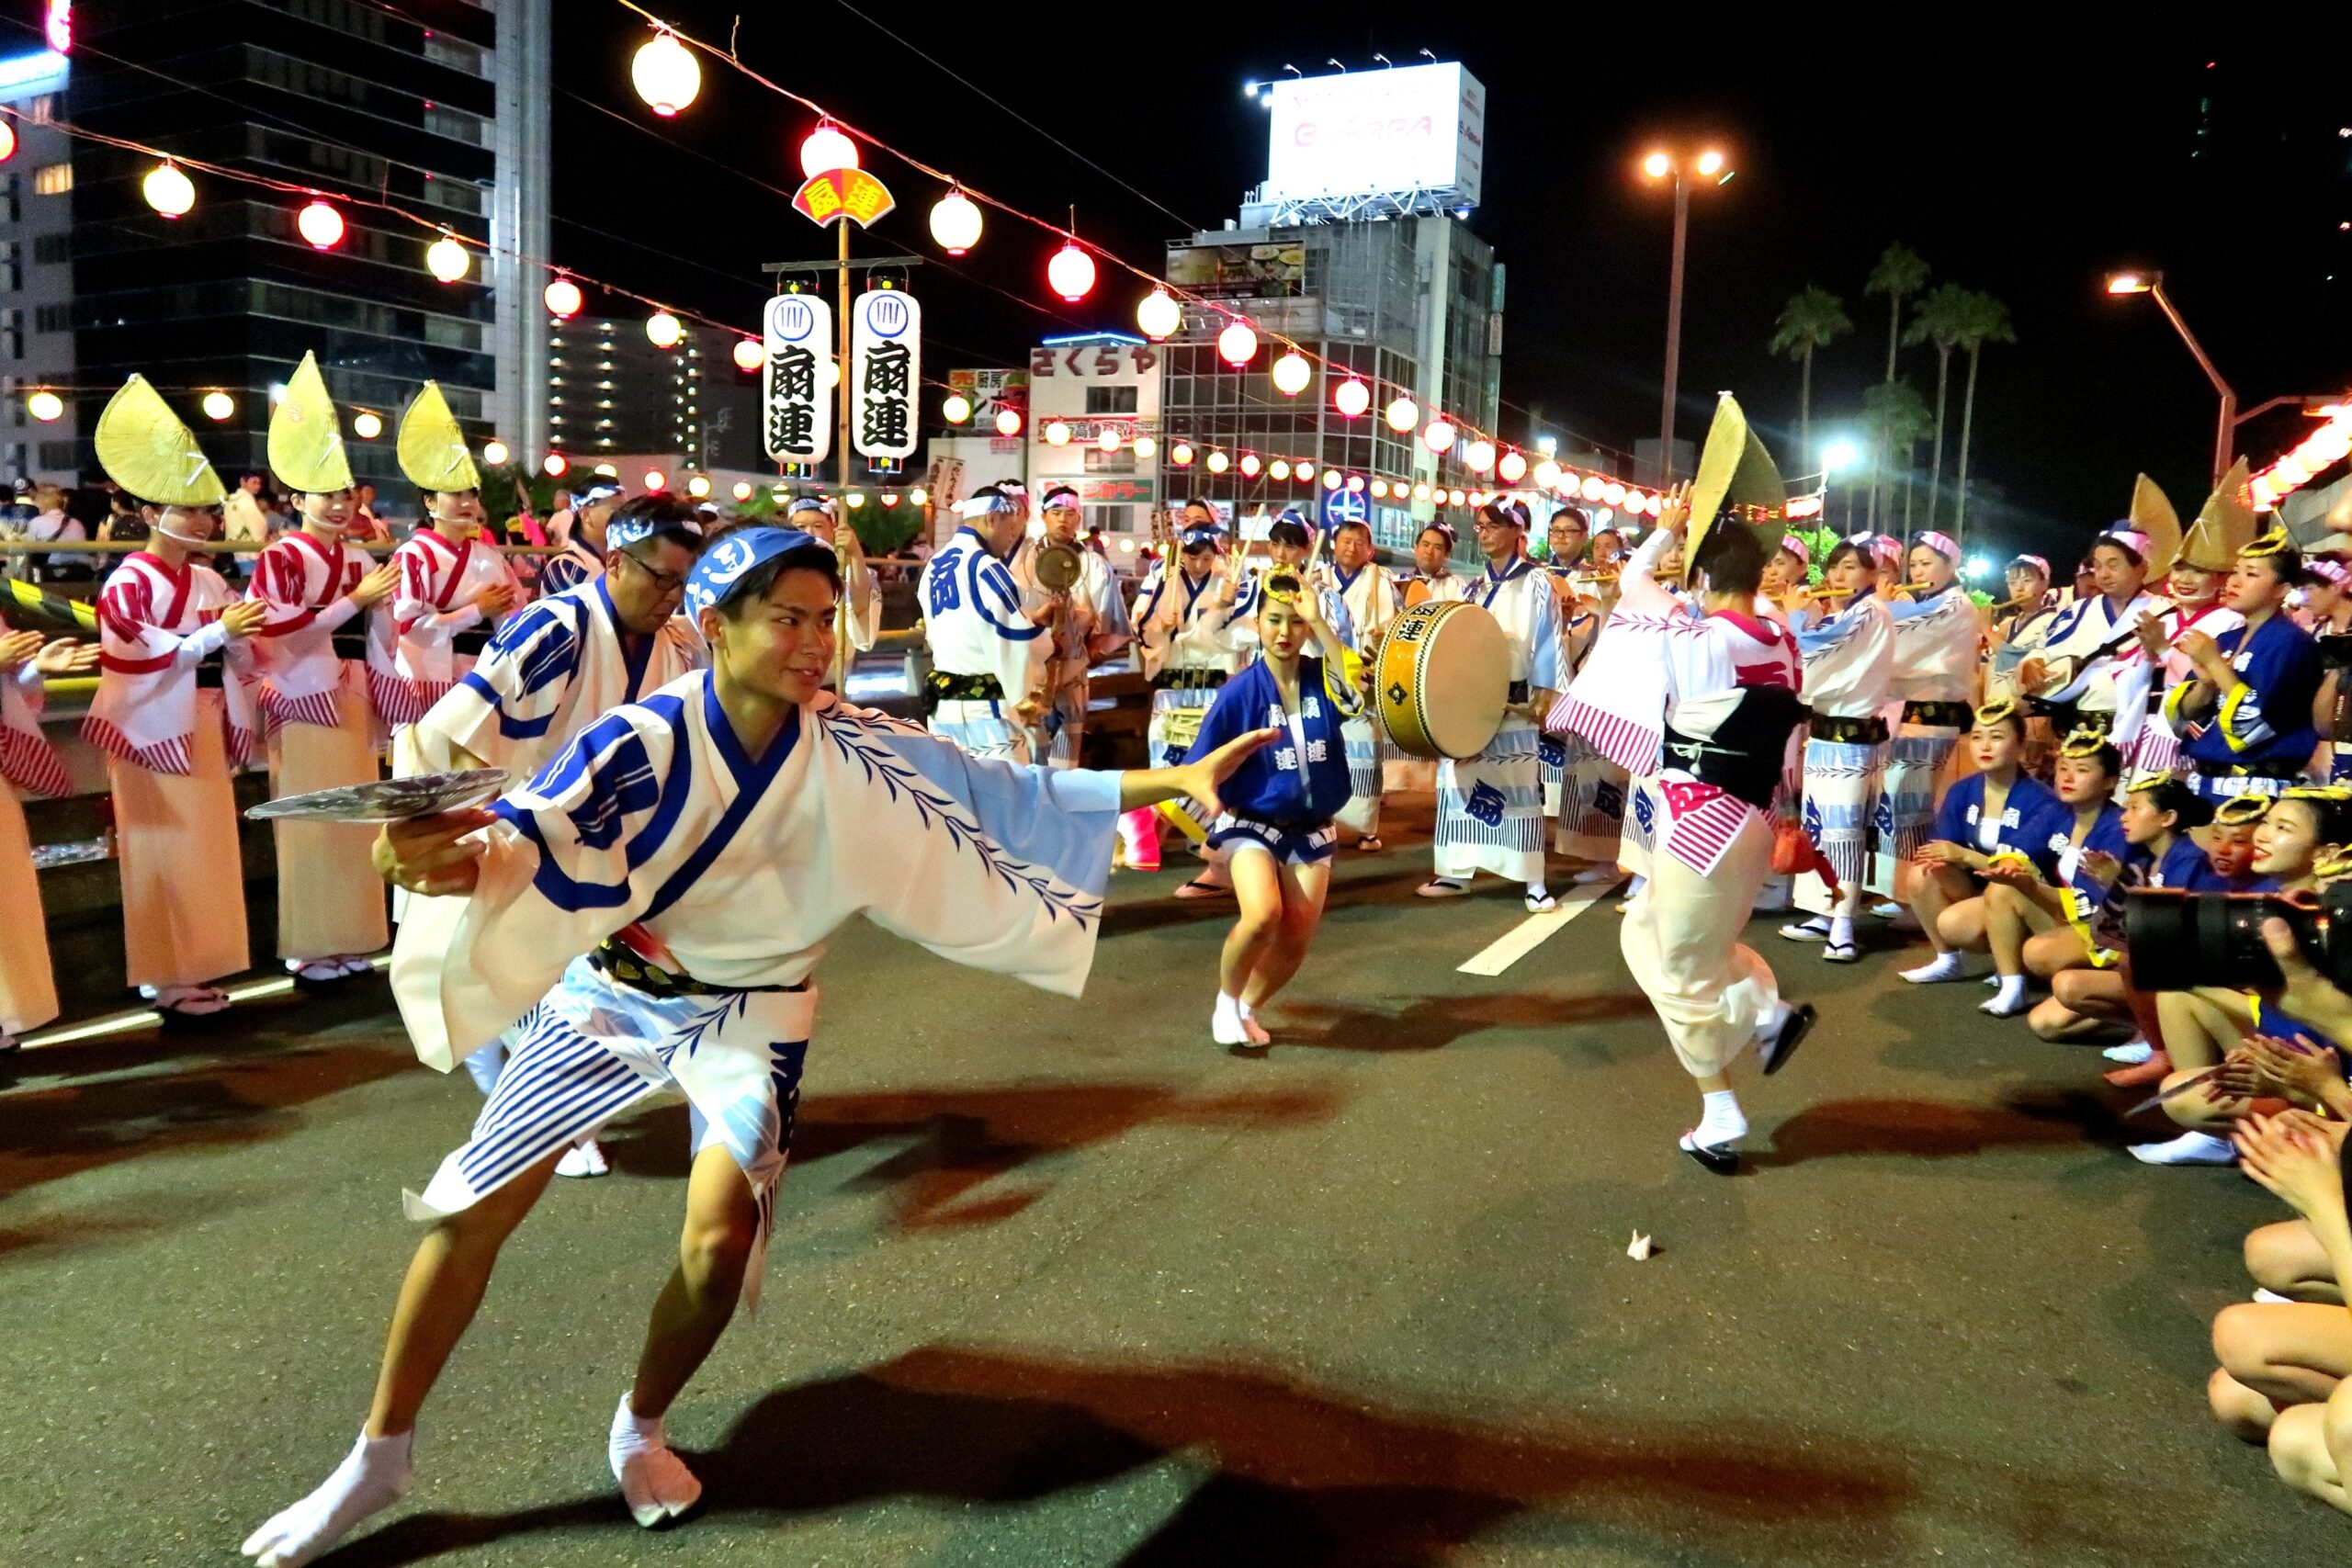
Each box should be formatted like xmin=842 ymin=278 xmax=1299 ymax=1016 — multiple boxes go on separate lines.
xmin=2123 ymin=882 xmax=2352 ymax=992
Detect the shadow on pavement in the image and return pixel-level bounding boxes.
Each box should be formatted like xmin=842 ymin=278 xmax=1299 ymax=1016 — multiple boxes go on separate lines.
xmin=321 ymin=1344 xmax=2152 ymax=1566
xmin=1277 ymin=989 xmax=1653 ymax=1054
xmin=1748 ymin=1091 xmax=2137 ymax=1169
xmin=598 ymin=1080 xmax=1348 ymax=1231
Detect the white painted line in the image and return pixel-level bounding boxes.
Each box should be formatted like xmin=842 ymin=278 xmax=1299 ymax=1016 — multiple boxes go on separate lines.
xmin=1456 ymin=876 xmax=1623 ymax=976
xmin=17 ymin=956 xmax=391 ymax=1050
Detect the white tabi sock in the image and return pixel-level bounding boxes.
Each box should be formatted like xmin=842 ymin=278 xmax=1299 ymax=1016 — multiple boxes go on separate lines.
xmin=1692 ymin=1089 xmax=1747 ymax=1148
xmin=1900 ymin=953 xmax=1966 ymax=984
xmin=1212 ymin=992 xmax=1249 ymax=1046
xmin=609 ymin=1394 xmax=702 ymax=1528
xmin=1980 ymin=975 xmax=2030 ymax=1017
xmin=1827 ymin=916 xmax=1856 ymax=950
xmin=241 ymin=1429 xmax=413 ymax=1568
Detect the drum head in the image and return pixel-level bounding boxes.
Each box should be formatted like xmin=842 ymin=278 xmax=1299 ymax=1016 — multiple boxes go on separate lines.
xmin=1419 ymin=605 xmax=1510 ymax=758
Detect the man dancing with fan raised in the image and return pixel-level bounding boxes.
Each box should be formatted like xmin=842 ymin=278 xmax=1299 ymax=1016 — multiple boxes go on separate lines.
xmin=1552 ymin=397 xmax=1817 ymax=1173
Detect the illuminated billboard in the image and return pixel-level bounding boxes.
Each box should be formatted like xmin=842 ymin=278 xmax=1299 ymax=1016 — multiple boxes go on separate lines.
xmin=1262 ymin=62 xmax=1485 ymax=208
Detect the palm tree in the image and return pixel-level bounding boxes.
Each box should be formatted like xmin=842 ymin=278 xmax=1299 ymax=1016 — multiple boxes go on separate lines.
xmin=1770 ymin=286 xmax=1852 ymax=475
xmin=1902 ymin=283 xmax=1973 ymax=533
xmin=1950 ymin=289 xmax=2016 ymax=545
xmin=1862 ymin=243 xmax=1929 ymax=529
xmin=1862 ymin=379 xmax=1936 ymax=537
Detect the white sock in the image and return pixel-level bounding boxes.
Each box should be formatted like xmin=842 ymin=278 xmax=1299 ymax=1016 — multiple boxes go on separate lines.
xmin=608 ymin=1394 xmax=702 ymax=1528
xmin=1236 ymin=998 xmax=1254 ymax=1019
xmin=1900 ymin=953 xmax=1965 ymax=984
xmin=1693 ymin=1089 xmax=1747 ymax=1147
xmin=241 ymin=1430 xmax=413 ymax=1567
xmin=1827 ymin=916 xmax=1856 ymax=948
xmin=1980 ymin=975 xmax=2029 ymax=1015
xmin=1212 ymin=992 xmax=1249 ymax=1045
xmin=1752 ymin=999 xmax=1792 ymax=1045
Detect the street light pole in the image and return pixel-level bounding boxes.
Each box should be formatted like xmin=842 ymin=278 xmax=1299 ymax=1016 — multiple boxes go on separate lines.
xmin=2106 ymin=271 xmax=2236 ymax=484
xmin=1658 ymin=170 xmax=1689 ymax=490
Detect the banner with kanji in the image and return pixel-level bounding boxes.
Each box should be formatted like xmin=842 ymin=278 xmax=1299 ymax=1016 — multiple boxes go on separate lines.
xmin=849 ymin=288 xmax=921 ymax=462
xmin=762 ymin=292 xmax=832 ymax=465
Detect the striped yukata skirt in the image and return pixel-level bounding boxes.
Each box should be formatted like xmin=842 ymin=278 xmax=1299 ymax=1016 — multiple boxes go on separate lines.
xmin=931 ymin=696 xmax=1032 ymax=765
xmin=1435 ymin=715 xmax=1547 ymax=885
xmin=1335 ymin=713 xmax=1384 ymax=837
xmin=404 ymin=956 xmax=815 ymax=1312
xmin=1801 ymin=737 xmax=1889 ymax=894
xmin=1555 ymin=731 xmax=1629 ymax=863
xmin=1878 ymin=723 xmax=1961 ymax=863
xmin=1044 ymin=682 xmax=1088 ymax=770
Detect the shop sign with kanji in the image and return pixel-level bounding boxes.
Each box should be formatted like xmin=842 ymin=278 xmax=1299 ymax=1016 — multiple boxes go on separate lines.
xmin=850 ymin=288 xmax=921 ymax=462
xmin=763 ymin=292 xmax=832 ymax=464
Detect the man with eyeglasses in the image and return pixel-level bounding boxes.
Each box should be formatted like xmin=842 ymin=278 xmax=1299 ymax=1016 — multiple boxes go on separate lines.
xmin=408 ymin=493 xmax=709 ymax=1179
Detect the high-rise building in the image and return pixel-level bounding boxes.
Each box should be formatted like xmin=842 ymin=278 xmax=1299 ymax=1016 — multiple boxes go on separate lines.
xmin=548 ymin=317 xmax=763 ymax=473
xmin=0 ymin=0 xmax=550 ymax=502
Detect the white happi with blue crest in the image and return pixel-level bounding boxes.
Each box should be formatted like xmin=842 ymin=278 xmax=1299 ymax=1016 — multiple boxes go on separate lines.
xmin=920 ymin=525 xmax=1047 ymax=761
xmin=1434 ymin=553 xmax=1564 ymax=885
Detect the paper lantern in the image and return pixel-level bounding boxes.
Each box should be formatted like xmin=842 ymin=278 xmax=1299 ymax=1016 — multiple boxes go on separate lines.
xmin=26 ymin=390 xmax=62 ymax=423
xmin=1268 ymin=458 xmax=1291 ymax=481
xmin=1047 ymin=239 xmax=1096 ymax=302
xmin=910 ymin=487 xmax=929 ymax=504
xmin=1448 ymin=489 xmax=1466 ymax=506
xmin=1216 ymin=321 xmax=1259 ymax=366
xmin=632 ymin=29 xmax=701 ymax=117
xmin=1370 ymin=479 xmax=1390 ymax=499
xmin=1497 ymin=450 xmax=1527 ymax=484
xmin=482 ymin=440 xmax=510 ymax=467
xmin=1334 ymin=378 xmax=1371 ymax=418
xmin=942 ymin=393 xmax=972 ymax=424
xmin=425 ymin=234 xmax=470 ymax=282
xmin=1423 ymin=419 xmax=1457 ymax=455
xmin=732 ymin=481 xmax=753 ymax=501
xmin=844 ymin=492 xmax=865 ymax=508
xmin=646 ymin=310 xmax=684 ymax=348
xmin=1346 ymin=474 xmax=1365 ymax=493
xmin=1385 ymin=397 xmax=1418 ymax=433
xmin=354 ymin=411 xmax=384 ymax=440
xmin=929 ymin=187 xmax=982 ymax=254
xmin=686 ymin=475 xmax=711 ymax=498
xmin=732 ymin=338 xmax=764 ymax=372
xmin=544 ymin=277 xmax=583 ymax=320
xmin=1295 ymin=462 xmax=1315 ymax=483
xmin=798 ymin=122 xmax=859 ymax=179
xmin=1206 ymin=450 xmax=1230 ymax=474
xmin=296 ymin=199 xmax=345 ymax=250
xmin=643 ymin=469 xmax=667 ymax=491
xmin=142 ymin=160 xmax=195 ymax=219
xmin=1044 ymin=420 xmax=1071 ymax=446
xmin=543 ymin=453 xmax=569 ymax=477
xmin=1170 ymin=442 xmax=1193 ymax=466
xmin=1136 ymin=288 xmax=1182 ymax=340
xmin=1098 ymin=427 xmax=1123 ymax=452
xmin=1238 ymin=453 xmax=1261 ymax=478
xmin=1413 ymin=483 xmax=1433 ymax=502
xmin=200 ymin=391 xmax=234 ymax=422
xmin=1580 ymin=475 xmax=1607 ymax=501
xmin=1462 ymin=438 xmax=1495 ymax=473
xmin=1532 ymin=458 xmax=1561 ymax=491
xmin=1271 ymin=352 xmax=1312 ymax=396
xmin=1603 ymin=481 xmax=1626 ymax=506
xmin=1133 ymin=435 xmax=1157 ymax=458
xmin=882 ymin=492 xmax=899 ymax=507
xmin=1322 ymin=469 xmax=1341 ymax=491
xmin=0 ymin=124 xmax=16 ymax=164
xmin=995 ymin=408 xmax=1022 ymax=436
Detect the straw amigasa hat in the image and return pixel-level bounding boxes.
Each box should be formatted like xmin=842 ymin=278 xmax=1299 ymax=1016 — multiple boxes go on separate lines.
xmin=396 ymin=380 xmax=481 ymax=494
xmin=267 ymin=351 xmax=356 ymax=496
xmin=94 ymin=375 xmax=227 ymax=506
xmin=1681 ymin=392 xmax=1785 ymax=587
xmin=2170 ymin=458 xmax=2256 ymax=573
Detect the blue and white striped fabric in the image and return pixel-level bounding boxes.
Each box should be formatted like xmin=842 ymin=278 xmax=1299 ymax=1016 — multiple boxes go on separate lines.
xmin=1801 ymin=737 xmax=1888 ymax=888
xmin=930 ymin=696 xmax=1029 ymax=762
xmin=1879 ymin=727 xmax=1959 ymax=861
xmin=1337 ymin=712 xmax=1384 ymax=836
xmin=1555 ymin=731 xmax=1627 ymax=862
xmin=404 ymin=956 xmax=812 ymax=1311
xmin=1435 ymin=717 xmax=1547 ymax=883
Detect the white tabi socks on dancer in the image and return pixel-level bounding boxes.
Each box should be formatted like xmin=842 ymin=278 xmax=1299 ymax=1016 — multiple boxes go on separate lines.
xmin=1900 ymin=952 xmax=1967 ymax=984
xmin=1682 ymin=1089 xmax=1748 ymax=1153
xmin=1981 ymin=975 xmax=2030 ymax=1017
xmin=241 ymin=1430 xmax=413 ymax=1568
xmin=609 ymin=1394 xmax=703 ymax=1528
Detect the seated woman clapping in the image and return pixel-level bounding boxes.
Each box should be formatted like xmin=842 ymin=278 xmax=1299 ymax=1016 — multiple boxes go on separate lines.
xmin=2133 ymin=788 xmax=2347 ymax=1166
xmin=1900 ymin=700 xmax=2067 ymax=987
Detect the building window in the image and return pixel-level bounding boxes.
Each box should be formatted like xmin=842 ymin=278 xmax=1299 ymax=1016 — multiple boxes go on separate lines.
xmin=424 ymin=106 xmax=489 ymax=148
xmin=38 ymin=440 xmax=74 ymax=468
xmin=422 ymin=32 xmax=489 ymax=77
xmin=31 ymin=164 xmax=71 ymax=197
xmin=31 ymin=233 xmax=67 ymax=265
xmin=1083 ymin=386 xmax=1139 ymax=415
xmin=0 ymin=242 xmax=18 ymax=292
xmin=1082 ymin=447 xmax=1136 ymax=475
xmin=33 ymin=303 xmax=68 ymax=333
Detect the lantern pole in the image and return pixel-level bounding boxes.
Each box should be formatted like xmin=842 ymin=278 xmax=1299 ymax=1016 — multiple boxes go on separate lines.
xmin=836 ymin=218 xmax=853 ymax=498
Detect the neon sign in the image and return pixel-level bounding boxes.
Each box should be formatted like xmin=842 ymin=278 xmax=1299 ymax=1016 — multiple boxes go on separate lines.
xmin=45 ymin=1 xmax=71 ymax=56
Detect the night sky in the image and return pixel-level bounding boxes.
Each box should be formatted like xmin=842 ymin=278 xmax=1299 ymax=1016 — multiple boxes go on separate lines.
xmin=59 ymin=5 xmax=2346 ymax=564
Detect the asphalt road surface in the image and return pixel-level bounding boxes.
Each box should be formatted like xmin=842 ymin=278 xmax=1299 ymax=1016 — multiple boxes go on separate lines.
xmin=4 ymin=799 xmax=2342 ymax=1565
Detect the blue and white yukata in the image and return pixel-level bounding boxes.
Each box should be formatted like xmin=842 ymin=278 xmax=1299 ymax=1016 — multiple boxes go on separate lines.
xmin=2030 ymin=590 xmax=2165 ymax=751
xmin=1435 ymin=554 xmax=1564 ymax=886
xmin=920 ymin=525 xmax=1047 ymax=762
xmin=1549 ymin=581 xmax=1627 ymax=862
xmin=1879 ymin=584 xmax=1984 ymax=861
xmin=1325 ymin=560 xmax=1399 ymax=837
xmin=390 ymin=677 xmax=1124 ymax=1307
xmin=1183 ymin=651 xmax=1363 ymax=864
xmin=2166 ymin=611 xmax=2324 ymax=802
xmin=1792 ymin=592 xmax=1895 ymax=913
xmin=1011 ymin=536 xmax=1131 ymax=768
xmin=410 ymin=576 xmax=709 ymax=1094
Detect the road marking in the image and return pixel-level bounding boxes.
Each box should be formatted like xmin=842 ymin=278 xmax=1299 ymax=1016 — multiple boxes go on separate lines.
xmin=1456 ymin=876 xmax=1623 ymax=976
xmin=18 ymin=957 xmax=391 ymax=1050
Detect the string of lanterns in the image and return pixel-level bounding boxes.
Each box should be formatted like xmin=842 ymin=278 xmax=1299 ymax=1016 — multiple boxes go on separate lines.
xmin=611 ymin=5 xmax=1656 ymax=509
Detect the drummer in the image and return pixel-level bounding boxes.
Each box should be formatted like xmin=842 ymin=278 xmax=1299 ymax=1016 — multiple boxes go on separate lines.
xmin=1183 ymin=569 xmax=1361 ymax=1048
xmin=1418 ymin=498 xmax=1565 ymax=912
